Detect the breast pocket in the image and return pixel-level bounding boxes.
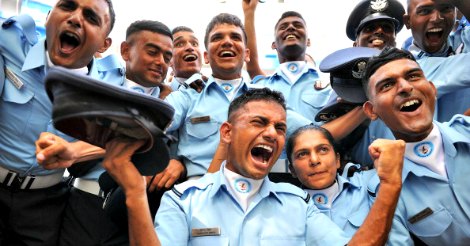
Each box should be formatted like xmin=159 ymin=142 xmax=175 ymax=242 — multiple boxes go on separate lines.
xmin=186 ymin=120 xmax=220 ymax=140
xmin=347 ymin=207 xmax=368 ymax=230
xmin=408 ymin=207 xmax=453 ymax=237
xmin=190 ymin=236 xmax=229 ymax=246
xmin=300 ymin=90 xmax=330 ymax=120
xmin=1 ymin=77 xmax=34 ymax=136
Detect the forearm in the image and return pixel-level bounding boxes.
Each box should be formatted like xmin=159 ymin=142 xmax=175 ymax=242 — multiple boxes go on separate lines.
xmin=349 ymin=183 xmax=401 ymax=246
xmin=322 ymin=107 xmax=368 ymax=141
xmin=244 ymin=4 xmax=265 ymax=79
xmin=70 ymin=140 xmax=105 ymax=163
xmin=208 ymin=142 xmax=228 ymax=173
xmin=126 ymin=193 xmax=161 ymax=246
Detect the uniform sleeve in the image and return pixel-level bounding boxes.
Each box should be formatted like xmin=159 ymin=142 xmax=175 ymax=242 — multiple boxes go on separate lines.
xmin=420 ymin=53 xmax=470 ymax=97
xmin=164 ymin=90 xmax=191 ymax=132
xmin=286 ymin=108 xmax=313 ymax=138
xmin=305 ymin=201 xmax=349 ymax=245
xmin=386 ymin=202 xmax=414 ymax=246
xmin=154 ymin=190 xmax=190 ymax=246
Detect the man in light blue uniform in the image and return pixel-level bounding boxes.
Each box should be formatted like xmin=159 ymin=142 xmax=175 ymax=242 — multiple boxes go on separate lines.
xmin=404 ymin=0 xmax=470 ymax=121
xmin=52 ymin=20 xmax=172 ymax=246
xmin=163 ymin=13 xmax=251 ymax=181
xmin=0 ymin=0 xmax=115 ymax=244
xmin=362 ymin=47 xmax=470 ymax=245
xmin=101 ymin=87 xmax=404 ymax=245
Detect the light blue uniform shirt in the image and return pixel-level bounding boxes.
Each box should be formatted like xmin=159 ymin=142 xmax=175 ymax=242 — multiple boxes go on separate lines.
xmin=165 ymin=77 xmax=249 ymax=177
xmin=407 ymin=25 xmax=470 ymax=122
xmin=155 ymin=164 xmax=349 ymax=246
xmin=252 ymin=64 xmax=331 ymax=126
xmin=0 ymin=15 xmax=102 ymax=176
xmin=370 ymin=115 xmax=470 ymax=245
xmin=311 ymin=169 xmax=376 ymax=237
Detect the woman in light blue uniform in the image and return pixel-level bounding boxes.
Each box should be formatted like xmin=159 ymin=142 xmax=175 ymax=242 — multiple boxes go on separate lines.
xmin=286 ymin=125 xmax=375 ymax=237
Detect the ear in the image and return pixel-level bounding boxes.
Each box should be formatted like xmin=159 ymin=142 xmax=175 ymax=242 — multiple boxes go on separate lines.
xmin=335 ymin=153 xmax=341 ymax=170
xmin=244 ymin=48 xmax=251 ymax=63
xmin=271 ymin=41 xmax=277 ymax=50
xmin=428 ymin=81 xmax=437 ymax=97
xmin=203 ymin=51 xmax=210 ymax=64
xmin=363 ymin=101 xmax=379 ymax=120
xmin=120 ymin=41 xmax=130 ymax=61
xmin=306 ymin=38 xmax=311 ymax=47
xmin=97 ymin=37 xmax=112 ymax=53
xmin=219 ymin=121 xmax=232 ymax=145
xmin=403 ymin=14 xmax=411 ymax=29
xmin=288 ymin=164 xmax=298 ymax=178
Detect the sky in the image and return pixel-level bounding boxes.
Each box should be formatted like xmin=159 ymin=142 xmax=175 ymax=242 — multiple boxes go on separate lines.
xmin=109 ymin=0 xmax=411 ymax=71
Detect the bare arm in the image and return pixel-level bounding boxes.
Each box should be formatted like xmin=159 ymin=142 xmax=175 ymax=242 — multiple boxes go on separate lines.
xmin=207 ymin=141 xmax=228 ymax=173
xmin=36 ymin=132 xmax=105 ymax=169
xmin=103 ymin=139 xmax=160 ymax=246
xmin=322 ymin=106 xmax=368 ymax=141
xmin=348 ymin=139 xmax=405 ymax=245
xmin=243 ymin=0 xmax=266 ymax=79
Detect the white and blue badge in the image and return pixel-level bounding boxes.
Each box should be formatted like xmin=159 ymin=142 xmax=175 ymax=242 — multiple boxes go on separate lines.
xmin=312 ymin=193 xmax=328 ymax=205
xmin=414 ymin=141 xmax=433 ymax=158
xmin=370 ymin=0 xmax=388 ymax=12
xmin=234 ymin=178 xmax=251 ymax=193
xmin=220 ymin=83 xmax=234 ymax=93
xmin=288 ymin=63 xmax=299 ymax=73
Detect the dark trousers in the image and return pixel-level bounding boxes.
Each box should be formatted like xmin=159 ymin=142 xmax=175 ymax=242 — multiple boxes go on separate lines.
xmin=59 ymin=187 xmax=129 ymax=246
xmin=0 ymin=182 xmax=68 ymax=246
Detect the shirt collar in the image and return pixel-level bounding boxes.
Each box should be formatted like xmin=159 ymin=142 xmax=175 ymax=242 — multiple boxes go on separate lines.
xmin=22 ymin=39 xmax=47 ymax=71
xmin=402 ymin=119 xmax=470 ymax=180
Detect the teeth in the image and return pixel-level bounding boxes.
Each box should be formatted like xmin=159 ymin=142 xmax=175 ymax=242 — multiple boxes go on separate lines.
xmin=220 ymin=51 xmax=234 ymax=56
xmin=286 ymin=34 xmax=296 ymax=40
xmin=428 ymin=28 xmax=442 ymax=33
xmin=184 ymin=54 xmax=196 ymax=59
xmin=401 ymin=99 xmax=419 ymax=109
xmin=255 ymin=144 xmax=273 ymax=153
xmin=372 ymin=39 xmax=384 ymax=45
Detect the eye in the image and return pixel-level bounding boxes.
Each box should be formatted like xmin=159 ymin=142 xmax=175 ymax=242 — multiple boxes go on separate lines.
xmin=417 ymin=7 xmax=432 ymax=15
xmin=318 ymin=146 xmax=330 ymax=154
xmin=58 ymin=1 xmax=75 ymax=11
xmin=191 ymin=41 xmax=199 ymax=47
xmin=380 ymin=81 xmax=395 ymax=92
xmin=295 ymin=150 xmax=309 ymax=159
xmin=407 ymin=72 xmax=423 ymax=81
xmin=174 ymin=42 xmax=184 ymax=48
xmin=275 ymin=124 xmax=287 ymax=134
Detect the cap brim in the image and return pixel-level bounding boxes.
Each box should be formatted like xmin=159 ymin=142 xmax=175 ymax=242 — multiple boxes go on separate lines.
xmin=45 ymin=67 xmax=174 ymax=153
xmin=315 ymin=97 xmax=361 ymax=122
xmin=331 ymin=77 xmax=367 ymax=104
xmin=319 ymin=47 xmax=380 ymax=73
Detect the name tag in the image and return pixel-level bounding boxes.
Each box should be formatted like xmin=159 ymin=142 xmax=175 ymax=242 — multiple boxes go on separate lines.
xmin=408 ymin=207 xmax=434 ymax=224
xmin=5 ymin=67 xmax=24 ymax=89
xmin=191 ymin=227 xmax=221 ymax=237
xmin=190 ymin=116 xmax=210 ymax=124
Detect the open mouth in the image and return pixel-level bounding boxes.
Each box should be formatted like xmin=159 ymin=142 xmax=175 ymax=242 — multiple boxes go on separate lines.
xmin=426 ymin=28 xmax=444 ymax=42
xmin=59 ymin=32 xmax=80 ymax=53
xmin=183 ymin=54 xmax=198 ymax=62
xmin=284 ymin=34 xmax=298 ymax=41
xmin=400 ymin=99 xmax=422 ymax=112
xmin=251 ymin=144 xmax=273 ymax=164
xmin=219 ymin=50 xmax=235 ymax=58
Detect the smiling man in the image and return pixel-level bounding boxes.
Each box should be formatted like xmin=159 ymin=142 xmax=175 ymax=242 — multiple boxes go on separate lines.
xmin=362 ymin=47 xmax=470 ymax=245
xmin=404 ymin=0 xmax=470 ymax=121
xmin=0 ymin=0 xmax=115 ymax=244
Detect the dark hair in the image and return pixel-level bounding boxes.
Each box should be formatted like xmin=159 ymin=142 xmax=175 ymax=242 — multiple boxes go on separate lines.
xmin=104 ymin=0 xmax=115 ymax=34
xmin=286 ymin=125 xmax=339 ymax=166
xmin=362 ymin=47 xmax=416 ymax=98
xmin=274 ymin=11 xmax=306 ymax=30
xmin=228 ymin=88 xmax=286 ymax=121
xmin=126 ymin=20 xmax=172 ymax=42
xmin=172 ymin=26 xmax=194 ymax=35
xmin=204 ymin=13 xmax=247 ymax=49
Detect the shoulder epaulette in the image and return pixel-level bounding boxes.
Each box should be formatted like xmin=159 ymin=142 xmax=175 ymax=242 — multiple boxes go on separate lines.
xmin=172 ymin=178 xmax=212 ymax=198
xmin=2 ymin=15 xmax=38 ymax=45
xmin=274 ymin=182 xmax=310 ymax=204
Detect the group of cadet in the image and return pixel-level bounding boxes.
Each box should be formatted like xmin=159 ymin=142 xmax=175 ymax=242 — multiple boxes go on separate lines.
xmin=0 ymin=0 xmax=469 ymax=245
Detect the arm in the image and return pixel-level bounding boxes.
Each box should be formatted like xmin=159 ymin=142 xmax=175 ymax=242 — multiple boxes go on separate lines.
xmin=322 ymin=106 xmax=368 ymax=141
xmin=207 ymin=141 xmax=228 ymax=173
xmin=348 ymin=139 xmax=404 ymax=245
xmin=243 ymin=0 xmax=266 ymax=79
xmin=36 ymin=132 xmax=105 ymax=169
xmin=102 ymin=139 xmax=160 ymax=246
xmin=147 ymin=159 xmax=186 ymax=191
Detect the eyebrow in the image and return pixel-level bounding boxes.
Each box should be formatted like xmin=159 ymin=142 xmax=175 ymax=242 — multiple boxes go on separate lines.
xmin=145 ymin=43 xmax=173 ymax=58
xmin=374 ymin=67 xmax=423 ymax=90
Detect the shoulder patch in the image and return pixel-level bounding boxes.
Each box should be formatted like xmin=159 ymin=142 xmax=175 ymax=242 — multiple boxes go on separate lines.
xmin=172 ymin=177 xmax=212 ymax=197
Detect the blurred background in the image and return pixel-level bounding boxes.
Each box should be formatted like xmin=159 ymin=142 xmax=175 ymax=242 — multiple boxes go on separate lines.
xmin=0 ymin=0 xmax=411 ymax=76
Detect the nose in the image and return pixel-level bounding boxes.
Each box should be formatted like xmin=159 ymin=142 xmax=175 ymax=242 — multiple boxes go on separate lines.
xmin=221 ymin=35 xmax=234 ymax=48
xmin=309 ymin=152 xmax=320 ymax=167
xmin=397 ymin=78 xmax=413 ymax=97
xmin=67 ymin=12 xmax=82 ymax=28
xmin=430 ymin=10 xmax=444 ymax=22
xmin=373 ymin=26 xmax=385 ymax=35
xmin=262 ymin=124 xmax=278 ymax=143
